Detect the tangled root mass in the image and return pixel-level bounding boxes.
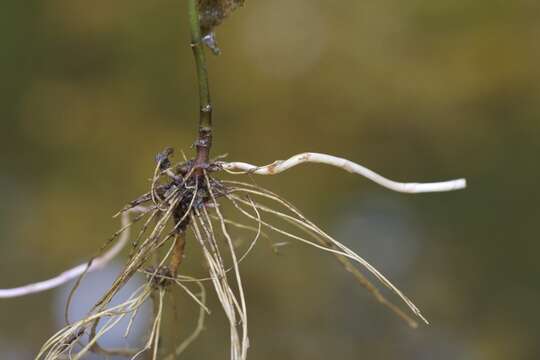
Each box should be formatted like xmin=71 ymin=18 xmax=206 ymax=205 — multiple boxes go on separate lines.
xmin=34 ymin=147 xmax=447 ymax=360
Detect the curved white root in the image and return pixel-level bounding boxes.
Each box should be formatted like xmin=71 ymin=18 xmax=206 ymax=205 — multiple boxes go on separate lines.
xmin=0 ymin=206 xmax=148 ymax=299
xmin=220 ymin=152 xmax=466 ymax=194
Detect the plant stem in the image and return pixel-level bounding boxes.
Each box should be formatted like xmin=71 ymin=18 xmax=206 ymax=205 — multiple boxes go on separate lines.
xmin=188 ymin=0 xmax=212 ymax=169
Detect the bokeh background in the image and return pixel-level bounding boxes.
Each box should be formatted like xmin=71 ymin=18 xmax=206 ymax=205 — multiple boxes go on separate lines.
xmin=1 ymin=1 xmax=540 ymax=359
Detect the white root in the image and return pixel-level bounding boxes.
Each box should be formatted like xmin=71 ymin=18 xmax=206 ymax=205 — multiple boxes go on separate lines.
xmin=220 ymin=152 xmax=466 ymax=194
xmin=0 ymin=206 xmax=148 ymax=299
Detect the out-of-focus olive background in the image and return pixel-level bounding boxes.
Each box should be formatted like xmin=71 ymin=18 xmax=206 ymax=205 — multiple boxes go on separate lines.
xmin=1 ymin=1 xmax=539 ymax=359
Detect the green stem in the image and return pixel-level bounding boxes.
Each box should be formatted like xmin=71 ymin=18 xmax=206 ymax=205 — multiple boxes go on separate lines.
xmin=188 ymin=0 xmax=212 ymax=167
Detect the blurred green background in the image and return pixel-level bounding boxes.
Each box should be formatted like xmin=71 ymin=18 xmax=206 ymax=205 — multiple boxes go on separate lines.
xmin=1 ymin=0 xmax=539 ymax=359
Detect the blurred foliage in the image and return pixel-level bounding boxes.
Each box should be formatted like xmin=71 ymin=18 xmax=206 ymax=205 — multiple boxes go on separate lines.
xmin=0 ymin=0 xmax=539 ymax=359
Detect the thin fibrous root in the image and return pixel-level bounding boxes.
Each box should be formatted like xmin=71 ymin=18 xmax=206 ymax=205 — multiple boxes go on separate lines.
xmin=223 ymin=181 xmax=428 ymax=326
xmin=205 ymin=170 xmax=249 ymax=359
xmin=219 ymin=152 xmax=466 ymax=194
xmin=164 ymin=275 xmax=208 ymax=359
xmin=37 ymin=283 xmax=153 ymax=360
xmin=90 ymin=192 xmax=182 ymax=314
xmin=37 ymin=224 xmax=209 ymax=359
xmin=237 ymin=195 xmax=419 ymax=327
xmin=189 ymin=173 xmax=251 ymax=360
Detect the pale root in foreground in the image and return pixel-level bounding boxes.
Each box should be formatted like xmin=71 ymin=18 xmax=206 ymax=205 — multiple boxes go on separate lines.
xmin=220 ymin=152 xmax=466 ymax=193
xmin=0 ymin=206 xmax=148 ymax=298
